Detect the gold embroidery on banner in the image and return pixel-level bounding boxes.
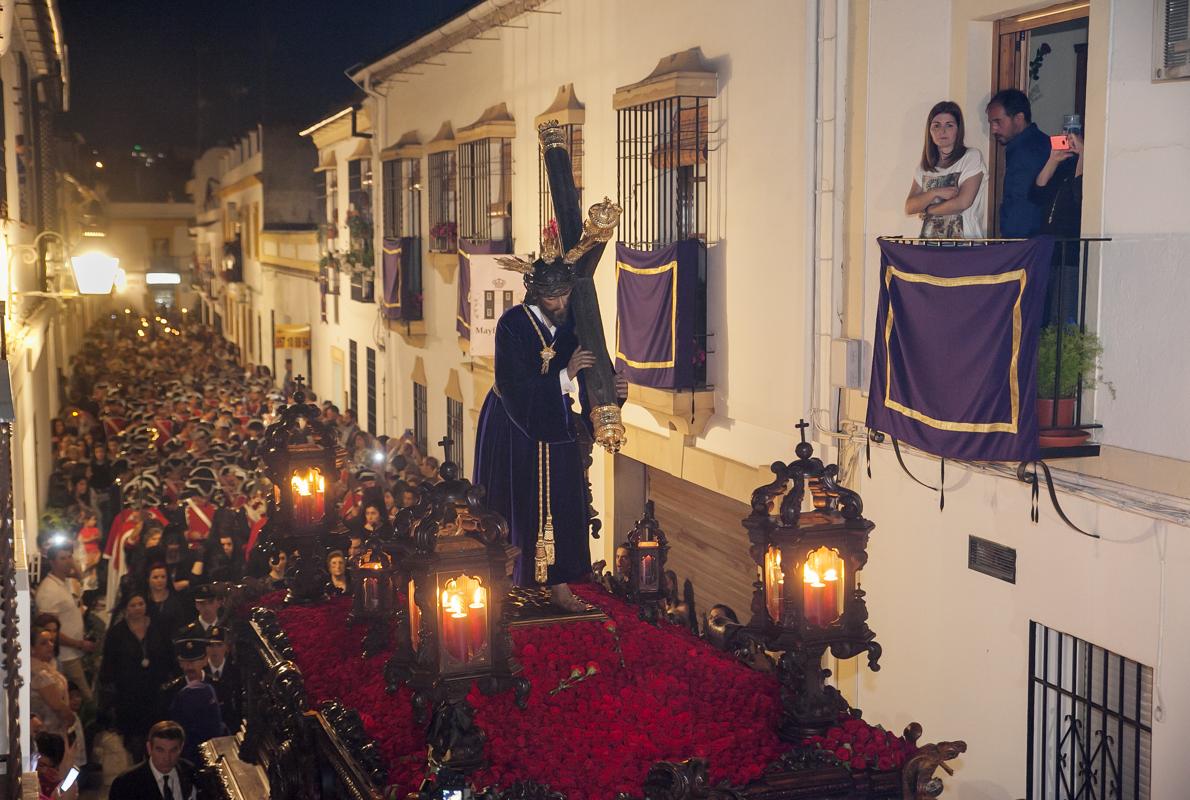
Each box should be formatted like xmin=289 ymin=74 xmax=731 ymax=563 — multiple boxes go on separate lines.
xmin=882 ymin=263 xmax=1027 ymax=434
xmin=614 ymin=259 xmax=679 ymax=370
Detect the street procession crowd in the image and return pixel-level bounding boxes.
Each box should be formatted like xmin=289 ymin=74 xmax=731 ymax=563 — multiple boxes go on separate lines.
xmin=30 ymin=309 xmax=443 ymax=799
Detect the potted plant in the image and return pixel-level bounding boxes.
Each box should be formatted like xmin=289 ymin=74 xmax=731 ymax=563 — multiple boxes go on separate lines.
xmin=1036 ymin=324 xmax=1106 ymax=431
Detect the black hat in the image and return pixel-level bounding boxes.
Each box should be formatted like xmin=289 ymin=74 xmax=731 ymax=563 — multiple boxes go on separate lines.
xmin=206 ymin=625 xmax=228 ymax=643
xmin=173 ymin=623 xmax=208 ymax=661
xmin=194 ymin=583 xmax=217 ymax=601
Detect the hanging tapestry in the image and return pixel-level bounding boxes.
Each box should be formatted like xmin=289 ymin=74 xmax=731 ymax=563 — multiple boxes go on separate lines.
xmin=866 ymin=236 xmax=1054 ymax=462
xmin=458 ymin=240 xmax=510 ymax=340
xmin=382 ymin=237 xmax=422 ymax=322
xmin=614 ymin=240 xmax=702 ymax=390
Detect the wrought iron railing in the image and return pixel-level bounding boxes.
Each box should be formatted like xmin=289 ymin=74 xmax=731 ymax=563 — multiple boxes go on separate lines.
xmin=883 ymin=236 xmax=1109 ymax=459
xmin=1028 ymin=621 xmax=1151 ymax=800
xmin=0 ymin=417 xmax=23 ymax=799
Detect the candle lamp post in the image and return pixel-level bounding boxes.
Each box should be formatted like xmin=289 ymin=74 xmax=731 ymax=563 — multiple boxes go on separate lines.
xmin=349 ymin=538 xmax=398 ymax=655
xmin=384 ymin=457 xmax=528 ymax=774
xmin=745 ymin=419 xmax=881 ymax=741
xmin=623 ymin=500 xmax=669 ymax=622
xmin=259 ymin=377 xmax=344 ymax=604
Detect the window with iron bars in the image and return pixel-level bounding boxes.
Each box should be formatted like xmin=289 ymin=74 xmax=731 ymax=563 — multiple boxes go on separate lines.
xmin=428 ymin=151 xmax=457 ymax=252
xmin=538 ymin=124 xmax=583 ymax=248
xmin=458 ymin=137 xmax=512 ymax=247
xmin=446 ymin=397 xmax=464 ymax=473
xmin=366 ymin=346 xmax=377 ymax=435
xmin=1028 ymin=621 xmax=1151 ymax=800
xmin=349 ymin=339 xmax=359 ymax=420
xmin=347 ymin=159 xmax=375 ymax=303
xmin=383 ymin=158 xmax=422 ymax=239
xmin=413 ymin=381 xmax=428 ymax=455
xmin=617 ymin=96 xmax=711 ymax=388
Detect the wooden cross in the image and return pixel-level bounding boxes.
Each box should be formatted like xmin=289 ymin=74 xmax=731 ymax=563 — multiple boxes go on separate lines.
xmin=795 ymin=418 xmax=810 ymax=443
xmin=438 ymin=435 xmax=454 ymax=464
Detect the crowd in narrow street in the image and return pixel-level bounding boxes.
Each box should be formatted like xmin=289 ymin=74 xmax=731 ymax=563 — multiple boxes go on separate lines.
xmin=30 ymin=310 xmax=443 ymax=798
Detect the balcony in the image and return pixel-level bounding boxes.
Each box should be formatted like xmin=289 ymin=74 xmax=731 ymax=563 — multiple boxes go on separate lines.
xmin=879 ymin=236 xmax=1108 ymax=460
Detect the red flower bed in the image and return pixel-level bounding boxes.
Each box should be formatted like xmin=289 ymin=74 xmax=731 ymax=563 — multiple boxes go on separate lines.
xmin=264 ymin=585 xmax=787 ymax=799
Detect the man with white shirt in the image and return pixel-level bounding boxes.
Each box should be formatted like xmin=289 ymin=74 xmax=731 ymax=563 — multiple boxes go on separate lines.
xmin=108 ymin=720 xmax=197 ymax=800
xmin=473 ymin=253 xmax=627 ymax=610
xmin=34 ymin=544 xmax=94 ymax=702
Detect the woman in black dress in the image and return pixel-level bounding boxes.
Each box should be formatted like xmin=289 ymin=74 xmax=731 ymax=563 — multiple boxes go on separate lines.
xmin=145 ymin=562 xmax=189 ymax=640
xmin=98 ymin=589 xmax=175 ymax=759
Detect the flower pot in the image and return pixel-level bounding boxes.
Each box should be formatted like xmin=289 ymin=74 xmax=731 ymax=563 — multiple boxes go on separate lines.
xmin=1036 ymin=397 xmax=1075 ymax=428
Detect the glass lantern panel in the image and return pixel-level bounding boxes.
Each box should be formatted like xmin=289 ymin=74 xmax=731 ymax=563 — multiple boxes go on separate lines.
xmin=764 ymin=545 xmax=784 ymax=622
xmin=800 ymin=546 xmax=845 ymax=627
xmin=637 ymin=541 xmax=660 ymax=591
xmin=436 ymin=573 xmax=491 ymax=672
xmin=408 ymin=578 xmax=421 ymax=652
xmin=289 ymin=466 xmax=326 ymax=526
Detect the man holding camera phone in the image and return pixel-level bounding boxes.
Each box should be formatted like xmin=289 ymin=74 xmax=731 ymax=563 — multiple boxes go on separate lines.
xmin=986 ymin=88 xmax=1051 ymax=237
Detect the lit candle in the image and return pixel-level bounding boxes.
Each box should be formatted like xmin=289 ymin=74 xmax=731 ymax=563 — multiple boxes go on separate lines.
xmin=803 ymin=562 xmax=826 ymax=627
xmin=361 ymin=569 xmax=380 ymax=612
xmin=467 ymin=585 xmax=487 ymax=659
xmin=641 ymin=553 xmax=657 ymax=590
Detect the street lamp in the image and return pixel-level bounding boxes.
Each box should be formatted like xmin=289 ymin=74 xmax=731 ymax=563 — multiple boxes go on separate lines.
xmin=70 ymin=251 xmax=121 ymax=295
xmin=7 ymin=230 xmax=120 ymax=297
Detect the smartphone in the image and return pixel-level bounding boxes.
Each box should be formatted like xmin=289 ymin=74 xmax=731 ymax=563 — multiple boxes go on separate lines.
xmin=59 ymin=766 xmax=80 ymax=792
xmin=1050 ymin=134 xmax=1070 ymax=151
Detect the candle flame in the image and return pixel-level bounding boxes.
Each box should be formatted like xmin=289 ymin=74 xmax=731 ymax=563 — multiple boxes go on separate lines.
xmin=803 ymin=562 xmax=820 ymax=585
xmin=470 ymin=585 xmax=486 ymax=609
xmin=823 ymin=567 xmax=839 ymax=582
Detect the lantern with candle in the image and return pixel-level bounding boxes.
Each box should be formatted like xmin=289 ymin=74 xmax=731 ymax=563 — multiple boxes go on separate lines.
xmin=385 ymin=458 xmax=527 ymax=774
xmin=622 ymin=500 xmax=669 ymax=622
xmin=258 ymin=377 xmax=345 ymax=604
xmin=745 ymin=419 xmax=880 ymax=740
xmin=349 ymin=538 xmax=398 ymax=655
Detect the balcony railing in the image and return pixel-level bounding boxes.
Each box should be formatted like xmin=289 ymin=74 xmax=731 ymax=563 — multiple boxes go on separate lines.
xmin=884 ymin=236 xmax=1109 ymax=459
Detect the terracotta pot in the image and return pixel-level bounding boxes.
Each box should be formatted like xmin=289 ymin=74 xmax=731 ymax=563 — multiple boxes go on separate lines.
xmin=1037 ymin=397 xmax=1075 ymax=429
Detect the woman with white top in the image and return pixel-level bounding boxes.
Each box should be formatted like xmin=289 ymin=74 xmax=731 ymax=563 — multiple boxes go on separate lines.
xmin=905 ymin=101 xmax=987 ymax=239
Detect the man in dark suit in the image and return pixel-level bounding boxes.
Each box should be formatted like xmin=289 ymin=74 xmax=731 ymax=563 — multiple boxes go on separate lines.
xmin=108 ymin=720 xmax=198 ymax=800
xmin=203 ymin=625 xmax=242 ymax=733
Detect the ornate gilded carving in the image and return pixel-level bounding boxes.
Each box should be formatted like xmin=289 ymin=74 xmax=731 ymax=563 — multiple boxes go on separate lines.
xmin=563 ymin=197 xmax=623 ymax=265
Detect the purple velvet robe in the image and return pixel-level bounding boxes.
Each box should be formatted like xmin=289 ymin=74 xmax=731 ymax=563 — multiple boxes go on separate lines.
xmin=473 ymin=305 xmax=590 ymax=587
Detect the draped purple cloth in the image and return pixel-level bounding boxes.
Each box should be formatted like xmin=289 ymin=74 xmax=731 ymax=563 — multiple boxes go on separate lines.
xmin=614 ymin=240 xmax=702 ymax=390
xmin=458 ymin=240 xmax=509 ymax=340
xmin=866 ymin=236 xmax=1054 ymax=462
xmin=382 ymin=237 xmax=422 ymax=322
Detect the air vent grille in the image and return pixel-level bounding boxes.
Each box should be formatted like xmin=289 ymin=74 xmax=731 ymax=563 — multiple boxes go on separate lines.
xmin=968 ymin=535 xmax=1016 ymax=584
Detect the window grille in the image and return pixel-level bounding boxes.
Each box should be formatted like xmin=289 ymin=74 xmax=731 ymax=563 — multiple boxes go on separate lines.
xmin=413 ymin=382 xmax=428 ymax=455
xmin=446 ymin=397 xmax=464 ymax=473
xmin=428 ymin=150 xmax=457 ymax=252
xmin=458 ymin=137 xmax=512 ymax=246
xmin=349 ymin=339 xmax=358 ymax=419
xmin=348 ymin=158 xmax=374 ymax=218
xmin=1028 ymin=621 xmax=1152 ymax=800
xmin=366 ymin=347 xmax=377 ymax=435
xmin=384 ymin=157 xmax=422 ymax=239
xmin=1154 ymin=0 xmax=1190 ymax=80
xmin=327 ymin=169 xmax=339 ymax=228
xmin=617 ymin=95 xmax=713 ymax=388
xmin=538 ymin=123 xmax=583 ymax=247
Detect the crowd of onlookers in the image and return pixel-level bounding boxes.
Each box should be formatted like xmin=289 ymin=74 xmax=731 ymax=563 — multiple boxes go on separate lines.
xmin=30 ymin=310 xmax=444 ymax=798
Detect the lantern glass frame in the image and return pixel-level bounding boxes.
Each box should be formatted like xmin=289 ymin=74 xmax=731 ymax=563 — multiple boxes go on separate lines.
xmin=434 ymin=571 xmax=492 ymax=673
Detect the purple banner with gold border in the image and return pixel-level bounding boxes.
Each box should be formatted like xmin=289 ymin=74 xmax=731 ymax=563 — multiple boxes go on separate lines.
xmin=614 ymin=240 xmax=701 ymax=390
xmin=458 ymin=240 xmax=509 ymax=340
xmin=866 ymin=236 xmax=1054 ymax=462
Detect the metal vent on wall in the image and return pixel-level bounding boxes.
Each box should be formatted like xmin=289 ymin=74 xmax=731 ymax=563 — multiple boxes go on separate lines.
xmin=968 ymin=536 xmax=1016 ymax=584
xmin=1155 ymin=0 xmax=1190 ymax=80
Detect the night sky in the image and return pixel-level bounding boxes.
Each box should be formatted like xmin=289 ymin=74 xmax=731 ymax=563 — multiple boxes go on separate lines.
xmin=59 ymin=0 xmax=478 ymax=199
